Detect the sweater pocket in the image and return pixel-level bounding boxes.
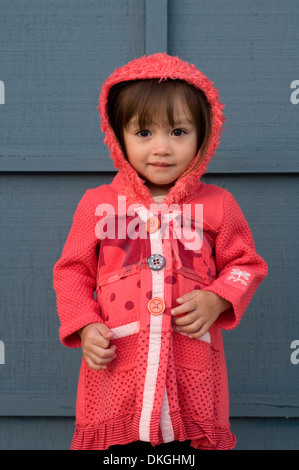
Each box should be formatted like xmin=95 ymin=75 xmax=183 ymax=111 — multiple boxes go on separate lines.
xmin=172 ymin=330 xmax=212 ymax=372
xmin=107 ymin=321 xmax=139 ymax=372
xmin=96 ymin=272 xmax=141 ymax=325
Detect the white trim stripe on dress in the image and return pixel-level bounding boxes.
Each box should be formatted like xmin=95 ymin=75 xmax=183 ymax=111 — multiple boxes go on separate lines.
xmin=112 ymin=206 xmax=210 ymax=443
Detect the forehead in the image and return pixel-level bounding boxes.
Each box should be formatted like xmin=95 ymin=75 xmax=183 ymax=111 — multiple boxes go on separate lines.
xmin=127 ymin=95 xmax=194 ymax=128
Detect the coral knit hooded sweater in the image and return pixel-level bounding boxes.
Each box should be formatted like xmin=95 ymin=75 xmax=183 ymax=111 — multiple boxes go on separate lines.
xmin=53 ymin=53 xmax=268 ymax=450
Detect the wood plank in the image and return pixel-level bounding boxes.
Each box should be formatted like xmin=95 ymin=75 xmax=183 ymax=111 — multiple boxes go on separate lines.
xmin=0 ymin=393 xmax=298 ymax=418
xmin=168 ymin=0 xmax=299 ymax=174
xmin=145 ymin=0 xmax=168 ymax=54
xmin=0 ymin=416 xmax=298 ymax=450
xmin=0 ymin=0 xmax=145 ymax=171
xmin=0 ymin=173 xmax=298 ymax=417
xmin=1 ymin=150 xmax=298 ymax=172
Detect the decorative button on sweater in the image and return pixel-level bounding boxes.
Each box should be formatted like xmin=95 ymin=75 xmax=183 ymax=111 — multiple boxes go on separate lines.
xmin=53 ymin=53 xmax=268 ymax=451
xmin=147 ymin=254 xmax=165 ymax=271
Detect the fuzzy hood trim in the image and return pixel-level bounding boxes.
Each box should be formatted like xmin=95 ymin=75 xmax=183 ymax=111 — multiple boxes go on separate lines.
xmin=98 ymin=53 xmax=225 ymax=208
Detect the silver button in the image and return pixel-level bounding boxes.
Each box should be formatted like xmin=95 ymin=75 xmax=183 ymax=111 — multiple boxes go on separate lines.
xmin=147 ymin=254 xmax=165 ymax=271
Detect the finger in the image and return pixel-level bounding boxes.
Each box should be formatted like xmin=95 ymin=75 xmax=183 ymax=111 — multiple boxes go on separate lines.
xmin=171 ymin=300 xmax=197 ymax=317
xmin=175 ymin=318 xmax=203 ymax=334
xmin=90 ymin=331 xmax=115 ymax=349
xmin=87 ymin=347 xmax=117 ymax=365
xmin=172 ymin=310 xmax=198 ymax=327
xmin=175 ymin=291 xmax=200 ymax=304
xmin=82 ymin=325 xmax=113 ymax=349
xmin=88 ymin=336 xmax=110 ymax=350
xmin=96 ymin=323 xmax=114 ymax=340
xmin=100 ymin=325 xmax=114 ymax=339
xmin=188 ymin=322 xmax=210 ymax=339
xmin=85 ymin=357 xmax=108 ymax=371
xmin=89 ymin=344 xmax=117 ymax=359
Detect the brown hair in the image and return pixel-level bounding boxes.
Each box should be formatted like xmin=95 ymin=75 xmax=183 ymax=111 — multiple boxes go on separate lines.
xmin=107 ymin=79 xmax=211 ymax=173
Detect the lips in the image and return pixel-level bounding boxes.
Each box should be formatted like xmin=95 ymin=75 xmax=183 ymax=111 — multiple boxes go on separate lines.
xmin=149 ymin=162 xmax=173 ymax=167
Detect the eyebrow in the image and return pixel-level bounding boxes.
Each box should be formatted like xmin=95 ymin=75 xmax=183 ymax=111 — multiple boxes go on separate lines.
xmin=172 ymin=117 xmax=194 ymax=126
xmin=127 ymin=116 xmax=194 ymax=129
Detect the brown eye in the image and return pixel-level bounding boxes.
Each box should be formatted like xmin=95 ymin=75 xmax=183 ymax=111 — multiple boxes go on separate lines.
xmin=172 ymin=129 xmax=186 ymax=136
xmin=137 ymin=130 xmax=151 ymax=137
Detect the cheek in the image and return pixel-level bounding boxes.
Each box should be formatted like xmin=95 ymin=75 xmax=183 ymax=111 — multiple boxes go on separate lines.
xmin=126 ymin=154 xmax=138 ymax=170
xmin=123 ymin=132 xmax=137 ymax=158
xmin=124 ymin=141 xmax=138 ymax=165
xmin=183 ymin=141 xmax=198 ymax=163
xmin=126 ymin=150 xmax=145 ymax=172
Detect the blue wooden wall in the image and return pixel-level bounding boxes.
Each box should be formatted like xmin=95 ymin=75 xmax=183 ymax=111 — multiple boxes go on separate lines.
xmin=1 ymin=0 xmax=298 ymax=450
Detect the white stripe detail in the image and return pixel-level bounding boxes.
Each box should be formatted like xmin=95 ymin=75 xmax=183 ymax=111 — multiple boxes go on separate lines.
xmin=139 ymin=313 xmax=163 ymax=441
xmin=160 ymin=387 xmax=175 ymax=442
xmin=159 ymin=331 xmax=210 ymax=444
xmin=111 ymin=321 xmax=140 ymax=339
xmin=135 ymin=207 xmax=174 ymax=442
xmin=150 ymin=226 xmax=174 ymax=442
xmin=175 ymin=330 xmax=211 ymax=344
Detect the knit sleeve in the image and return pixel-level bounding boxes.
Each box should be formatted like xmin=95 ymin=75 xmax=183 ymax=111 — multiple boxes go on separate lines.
xmin=53 ymin=190 xmax=102 ymax=347
xmin=203 ymin=190 xmax=268 ymax=330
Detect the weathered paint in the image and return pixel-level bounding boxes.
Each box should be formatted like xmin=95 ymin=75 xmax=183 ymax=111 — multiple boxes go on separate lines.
xmin=0 ymin=0 xmax=298 ymax=450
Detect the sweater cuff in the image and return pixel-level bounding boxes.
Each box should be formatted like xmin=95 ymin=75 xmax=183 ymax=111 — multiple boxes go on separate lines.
xmin=203 ymin=265 xmax=263 ymax=330
xmin=59 ymin=309 xmax=103 ymax=348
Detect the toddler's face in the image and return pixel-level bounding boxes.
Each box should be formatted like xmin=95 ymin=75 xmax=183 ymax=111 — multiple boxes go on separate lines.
xmin=123 ymin=101 xmax=198 ymax=197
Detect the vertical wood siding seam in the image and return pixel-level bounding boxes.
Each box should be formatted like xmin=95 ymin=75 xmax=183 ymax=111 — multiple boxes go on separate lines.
xmin=145 ymin=0 xmax=168 ymax=55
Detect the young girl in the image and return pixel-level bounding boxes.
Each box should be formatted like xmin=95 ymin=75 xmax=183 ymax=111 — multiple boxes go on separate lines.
xmin=53 ymin=53 xmax=268 ymax=450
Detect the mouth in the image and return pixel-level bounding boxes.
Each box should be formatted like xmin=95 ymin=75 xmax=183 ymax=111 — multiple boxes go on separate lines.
xmin=149 ymin=162 xmax=174 ymax=167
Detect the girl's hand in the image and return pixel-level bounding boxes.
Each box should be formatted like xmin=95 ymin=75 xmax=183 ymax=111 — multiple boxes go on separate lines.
xmin=171 ymin=290 xmax=232 ymax=339
xmin=78 ymin=323 xmax=116 ymax=371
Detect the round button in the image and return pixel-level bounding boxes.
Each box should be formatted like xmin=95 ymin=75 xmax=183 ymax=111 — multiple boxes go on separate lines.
xmin=147 ymin=254 xmax=165 ymax=271
xmin=146 ymin=216 xmax=161 ymax=234
xmin=148 ymin=297 xmax=165 ymax=316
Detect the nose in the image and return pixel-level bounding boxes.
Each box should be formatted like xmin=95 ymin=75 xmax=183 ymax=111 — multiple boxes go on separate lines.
xmin=152 ymin=133 xmax=171 ymax=156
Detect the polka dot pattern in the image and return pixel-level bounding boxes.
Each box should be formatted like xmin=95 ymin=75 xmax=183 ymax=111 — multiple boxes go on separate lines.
xmin=85 ymin=366 xmax=137 ymax=424
xmin=165 ymin=275 xmax=177 ymax=284
xmin=125 ymin=301 xmax=134 ymax=310
xmin=175 ymin=366 xmax=214 ymax=421
xmin=146 ymin=290 xmax=152 ymax=299
xmin=53 ymin=181 xmax=266 ymax=452
xmin=84 ymin=334 xmax=139 ymax=425
xmin=172 ymin=332 xmax=211 ymax=372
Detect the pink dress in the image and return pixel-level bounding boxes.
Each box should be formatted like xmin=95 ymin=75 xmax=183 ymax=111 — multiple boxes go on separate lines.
xmin=53 ymin=53 xmax=268 ymax=450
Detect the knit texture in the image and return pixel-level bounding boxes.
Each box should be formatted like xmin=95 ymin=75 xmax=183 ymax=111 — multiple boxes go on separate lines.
xmin=53 ymin=53 xmax=268 ymax=451
xmin=53 ymin=190 xmax=102 ymax=348
xmin=205 ymin=189 xmax=268 ymax=329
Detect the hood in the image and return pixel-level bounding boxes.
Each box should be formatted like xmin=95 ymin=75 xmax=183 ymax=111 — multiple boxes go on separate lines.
xmin=98 ymin=53 xmax=225 ymax=208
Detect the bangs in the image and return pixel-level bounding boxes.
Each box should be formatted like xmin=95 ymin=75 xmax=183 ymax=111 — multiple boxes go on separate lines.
xmin=122 ymin=80 xmax=193 ymax=129
xmin=107 ymin=78 xmax=211 ymax=166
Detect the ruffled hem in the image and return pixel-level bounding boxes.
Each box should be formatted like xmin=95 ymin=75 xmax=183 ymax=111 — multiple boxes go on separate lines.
xmin=70 ymin=412 xmax=236 ymax=451
xmin=182 ymin=417 xmax=236 ymax=451
xmin=190 ymin=428 xmax=236 ymax=450
xmin=71 ymin=414 xmax=136 ymax=450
